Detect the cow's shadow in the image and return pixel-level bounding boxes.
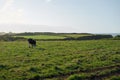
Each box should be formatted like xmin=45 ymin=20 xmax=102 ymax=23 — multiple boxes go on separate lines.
xmin=37 ymin=48 xmax=46 ymax=51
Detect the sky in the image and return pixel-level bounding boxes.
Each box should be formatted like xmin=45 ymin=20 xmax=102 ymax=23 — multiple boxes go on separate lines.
xmin=0 ymin=0 xmax=120 ymax=33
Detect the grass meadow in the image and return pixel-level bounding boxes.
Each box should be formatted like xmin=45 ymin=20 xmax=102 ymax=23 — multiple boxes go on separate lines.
xmin=14 ymin=33 xmax=92 ymax=40
xmin=16 ymin=35 xmax=66 ymax=39
xmin=0 ymin=40 xmax=120 ymax=80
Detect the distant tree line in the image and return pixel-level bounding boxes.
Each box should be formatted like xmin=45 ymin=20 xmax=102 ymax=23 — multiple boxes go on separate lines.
xmin=15 ymin=32 xmax=61 ymax=36
xmin=64 ymin=35 xmax=113 ymax=40
xmin=15 ymin=32 xmax=92 ymax=36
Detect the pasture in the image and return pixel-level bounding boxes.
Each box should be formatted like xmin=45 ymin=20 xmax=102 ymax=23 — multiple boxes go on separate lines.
xmin=0 ymin=40 xmax=120 ymax=80
xmin=16 ymin=35 xmax=65 ymax=39
xmin=14 ymin=33 xmax=93 ymax=40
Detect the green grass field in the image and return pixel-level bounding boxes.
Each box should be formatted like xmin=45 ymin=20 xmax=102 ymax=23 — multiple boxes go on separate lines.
xmin=15 ymin=35 xmax=66 ymax=39
xmin=14 ymin=33 xmax=92 ymax=40
xmin=63 ymin=34 xmax=92 ymax=38
xmin=0 ymin=40 xmax=120 ymax=80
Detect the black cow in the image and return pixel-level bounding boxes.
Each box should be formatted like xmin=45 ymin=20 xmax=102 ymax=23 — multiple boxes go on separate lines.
xmin=28 ymin=38 xmax=36 ymax=48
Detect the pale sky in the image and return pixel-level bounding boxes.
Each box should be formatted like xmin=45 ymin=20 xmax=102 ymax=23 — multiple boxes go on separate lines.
xmin=0 ymin=0 xmax=120 ymax=33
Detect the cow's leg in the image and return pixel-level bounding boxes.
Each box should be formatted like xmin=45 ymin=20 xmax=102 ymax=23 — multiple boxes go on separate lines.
xmin=29 ymin=43 xmax=31 ymax=48
xmin=32 ymin=44 xmax=34 ymax=48
xmin=32 ymin=44 xmax=36 ymax=48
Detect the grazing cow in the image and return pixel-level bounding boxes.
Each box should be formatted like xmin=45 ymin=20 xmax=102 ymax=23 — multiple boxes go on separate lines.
xmin=28 ymin=38 xmax=36 ymax=48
